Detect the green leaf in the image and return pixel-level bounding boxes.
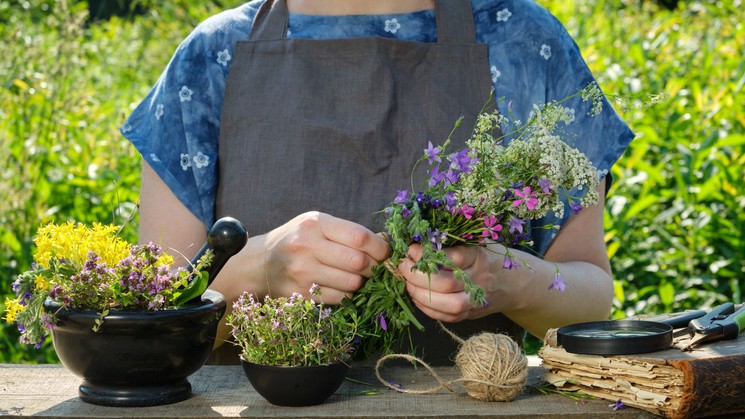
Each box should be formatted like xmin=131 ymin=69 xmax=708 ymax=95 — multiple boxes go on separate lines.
xmin=173 ymin=272 xmax=209 ymax=306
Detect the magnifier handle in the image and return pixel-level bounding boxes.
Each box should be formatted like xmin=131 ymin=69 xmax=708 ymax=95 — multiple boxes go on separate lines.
xmin=655 ymin=309 xmax=708 ymax=329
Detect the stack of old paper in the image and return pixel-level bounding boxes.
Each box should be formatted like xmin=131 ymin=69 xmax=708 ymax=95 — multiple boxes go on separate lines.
xmin=538 ymin=328 xmax=745 ymax=418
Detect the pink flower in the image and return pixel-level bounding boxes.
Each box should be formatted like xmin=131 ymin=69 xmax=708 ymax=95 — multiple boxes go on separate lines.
xmin=513 ymin=187 xmax=539 ymax=210
xmin=482 ymin=216 xmax=503 ymax=240
xmin=457 ymin=205 xmax=476 ymax=220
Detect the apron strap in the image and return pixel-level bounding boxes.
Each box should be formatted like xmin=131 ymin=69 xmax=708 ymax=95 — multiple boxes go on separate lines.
xmin=249 ymin=0 xmax=477 ymax=44
xmin=434 ymin=0 xmax=477 ymax=44
xmin=249 ymin=0 xmax=289 ymax=41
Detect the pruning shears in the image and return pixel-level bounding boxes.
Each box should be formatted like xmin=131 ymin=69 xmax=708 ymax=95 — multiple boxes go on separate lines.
xmin=680 ymin=302 xmax=745 ymax=351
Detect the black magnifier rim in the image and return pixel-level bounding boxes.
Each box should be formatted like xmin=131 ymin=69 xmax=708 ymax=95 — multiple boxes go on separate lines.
xmin=557 ymin=320 xmax=673 ymax=355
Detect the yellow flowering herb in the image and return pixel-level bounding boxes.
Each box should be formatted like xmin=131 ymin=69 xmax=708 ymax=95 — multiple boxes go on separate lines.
xmin=33 ymin=221 xmax=130 ymax=270
xmin=3 ymin=298 xmax=24 ymax=323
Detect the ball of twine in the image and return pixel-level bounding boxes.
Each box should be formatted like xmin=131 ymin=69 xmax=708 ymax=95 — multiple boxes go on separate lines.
xmin=454 ymin=332 xmax=528 ymax=401
xmin=375 ymin=322 xmax=528 ymax=402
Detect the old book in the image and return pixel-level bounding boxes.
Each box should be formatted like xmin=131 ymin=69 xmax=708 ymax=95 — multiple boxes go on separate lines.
xmin=538 ymin=328 xmax=745 ymax=418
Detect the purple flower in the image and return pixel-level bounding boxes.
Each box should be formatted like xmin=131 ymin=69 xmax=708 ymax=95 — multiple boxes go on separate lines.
xmin=378 ymin=313 xmax=388 ymax=331
xmin=401 ymin=207 xmax=411 ymax=218
xmin=610 ymin=400 xmax=625 ymax=411
xmin=548 ymin=271 xmax=566 ymax=292
xmin=570 ymin=201 xmax=583 ymax=215
xmin=449 ymin=149 xmax=476 ymax=174
xmin=444 ymin=192 xmax=457 ymax=209
xmin=428 ymin=228 xmax=447 ymax=251
xmin=509 ymin=217 xmax=525 ymax=234
xmin=424 ymin=141 xmax=441 ymax=165
xmin=428 ymin=165 xmax=445 ymax=187
xmin=387 ymin=380 xmax=404 ymax=392
xmin=394 ymin=190 xmax=409 ymax=204
xmin=539 ymin=178 xmax=552 ymax=194
xmin=444 ymin=169 xmax=461 ymax=185
xmin=411 ymin=233 xmax=422 ymax=243
xmin=415 ymin=192 xmax=430 ymax=206
xmin=430 ymin=197 xmax=443 ymax=209
xmin=502 ymin=255 xmax=518 ymax=270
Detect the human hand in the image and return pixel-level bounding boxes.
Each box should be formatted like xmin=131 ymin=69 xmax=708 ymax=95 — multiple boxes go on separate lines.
xmin=262 ymin=211 xmax=390 ymax=304
xmin=399 ymin=243 xmax=510 ymax=322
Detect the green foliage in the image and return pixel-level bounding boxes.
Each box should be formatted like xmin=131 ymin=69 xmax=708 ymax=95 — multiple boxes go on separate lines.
xmin=0 ymin=0 xmax=226 ymax=362
xmin=543 ymin=0 xmax=744 ymax=317
xmin=1 ymin=0 xmax=743 ymax=361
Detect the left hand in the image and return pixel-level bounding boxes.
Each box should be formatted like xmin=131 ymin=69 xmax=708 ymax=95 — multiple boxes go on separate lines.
xmin=398 ymin=243 xmax=509 ymax=323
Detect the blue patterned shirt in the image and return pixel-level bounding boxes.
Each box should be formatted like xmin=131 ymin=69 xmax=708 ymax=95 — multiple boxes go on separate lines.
xmin=122 ymin=0 xmax=634 ymax=256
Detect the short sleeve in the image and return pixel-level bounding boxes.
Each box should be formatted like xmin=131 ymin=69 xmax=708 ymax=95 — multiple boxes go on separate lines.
xmin=120 ymin=4 xmax=259 ymax=229
xmin=478 ymin=0 xmax=635 ymax=255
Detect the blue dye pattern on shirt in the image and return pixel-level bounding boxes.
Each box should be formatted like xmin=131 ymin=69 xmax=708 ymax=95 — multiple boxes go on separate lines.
xmin=121 ymin=0 xmax=635 ymax=256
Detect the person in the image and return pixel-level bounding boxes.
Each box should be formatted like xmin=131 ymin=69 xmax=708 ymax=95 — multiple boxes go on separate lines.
xmin=122 ymin=0 xmax=634 ymax=365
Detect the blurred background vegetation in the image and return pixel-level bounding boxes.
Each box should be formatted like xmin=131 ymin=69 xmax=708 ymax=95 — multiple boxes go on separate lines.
xmin=1 ymin=0 xmax=743 ymax=362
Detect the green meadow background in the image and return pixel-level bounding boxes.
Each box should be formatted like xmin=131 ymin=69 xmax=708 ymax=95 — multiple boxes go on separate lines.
xmin=1 ymin=0 xmax=743 ymax=362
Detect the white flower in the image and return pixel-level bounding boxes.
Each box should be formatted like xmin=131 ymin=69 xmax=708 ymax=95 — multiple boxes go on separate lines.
xmin=154 ymin=103 xmax=165 ymax=120
xmin=384 ymin=18 xmax=401 ymax=34
xmin=216 ymin=48 xmax=231 ymax=66
xmin=179 ymin=86 xmax=193 ymax=102
xmin=490 ymin=65 xmax=501 ymax=83
xmin=540 ymin=44 xmax=552 ymax=60
xmin=180 ymin=153 xmax=192 ymax=171
xmin=496 ymin=8 xmax=512 ymax=22
xmin=563 ymin=107 xmax=576 ymax=124
xmin=193 ymin=152 xmax=210 ymax=168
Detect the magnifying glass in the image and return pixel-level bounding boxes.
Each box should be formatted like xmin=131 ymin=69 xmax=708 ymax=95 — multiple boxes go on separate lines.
xmin=556 ymin=310 xmax=707 ymax=355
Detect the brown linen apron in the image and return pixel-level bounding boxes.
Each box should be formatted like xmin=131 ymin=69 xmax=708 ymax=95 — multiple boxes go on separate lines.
xmin=214 ymin=0 xmax=523 ymax=365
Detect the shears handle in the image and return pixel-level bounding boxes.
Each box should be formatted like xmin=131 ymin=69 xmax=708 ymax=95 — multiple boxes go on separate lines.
xmin=689 ymin=303 xmax=745 ymax=339
xmin=724 ymin=305 xmax=745 ymax=338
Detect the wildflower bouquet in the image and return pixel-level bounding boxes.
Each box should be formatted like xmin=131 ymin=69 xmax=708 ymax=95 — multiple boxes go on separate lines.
xmin=4 ymin=221 xmax=213 ymax=347
xmin=346 ymin=83 xmax=604 ymax=358
xmin=227 ymin=284 xmax=358 ymax=366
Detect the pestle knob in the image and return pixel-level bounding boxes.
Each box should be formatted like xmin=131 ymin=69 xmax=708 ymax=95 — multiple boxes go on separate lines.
xmin=188 ymin=217 xmax=248 ymax=290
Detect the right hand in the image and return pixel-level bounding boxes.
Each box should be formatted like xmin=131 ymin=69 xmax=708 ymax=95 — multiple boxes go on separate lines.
xmin=261 ymin=211 xmax=390 ymax=303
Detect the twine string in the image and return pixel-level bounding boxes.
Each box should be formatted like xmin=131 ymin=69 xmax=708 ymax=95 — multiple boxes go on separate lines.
xmin=374 ymin=321 xmax=528 ymax=402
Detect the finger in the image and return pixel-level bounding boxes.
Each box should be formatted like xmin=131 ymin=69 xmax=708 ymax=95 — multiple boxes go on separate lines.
xmin=318 ymin=213 xmax=390 ymax=261
xmin=314 ymin=239 xmax=380 ymax=279
xmin=440 ymin=246 xmax=479 ymax=270
xmin=285 ymin=256 xmax=365 ymax=295
xmin=398 ymin=258 xmax=465 ymax=294
xmin=407 ymin=284 xmax=471 ymax=323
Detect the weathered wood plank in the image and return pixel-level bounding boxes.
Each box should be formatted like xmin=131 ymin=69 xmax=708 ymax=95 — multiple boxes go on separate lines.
xmin=0 ymin=358 xmax=657 ymax=418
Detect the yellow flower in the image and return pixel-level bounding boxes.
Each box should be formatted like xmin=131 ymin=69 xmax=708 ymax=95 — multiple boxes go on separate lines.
xmin=33 ymin=221 xmax=130 ymax=270
xmin=157 ymin=252 xmax=174 ymax=267
xmin=34 ymin=273 xmax=51 ymax=292
xmin=3 ymin=298 xmax=25 ymax=323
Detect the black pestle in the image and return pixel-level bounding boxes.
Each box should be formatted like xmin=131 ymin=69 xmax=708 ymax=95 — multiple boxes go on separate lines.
xmin=186 ymin=217 xmax=248 ymax=301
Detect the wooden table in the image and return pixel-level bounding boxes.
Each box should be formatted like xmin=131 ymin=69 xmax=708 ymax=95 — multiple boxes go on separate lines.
xmin=0 ymin=357 xmax=658 ymax=418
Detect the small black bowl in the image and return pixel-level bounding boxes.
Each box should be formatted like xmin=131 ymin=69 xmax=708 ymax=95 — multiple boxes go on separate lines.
xmin=241 ymin=361 xmax=351 ymax=406
xmin=44 ymin=289 xmax=226 ymax=407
